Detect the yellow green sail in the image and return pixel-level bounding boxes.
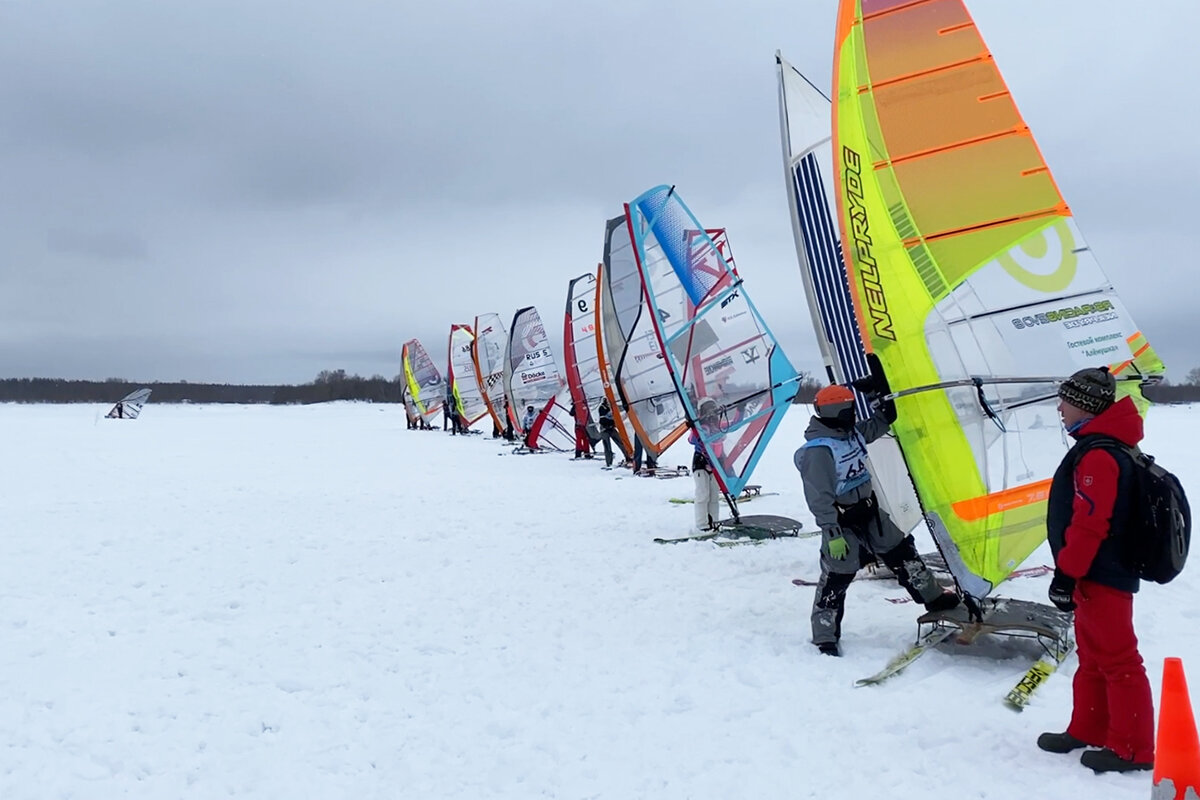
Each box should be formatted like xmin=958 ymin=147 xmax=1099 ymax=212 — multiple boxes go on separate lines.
xmin=832 ymin=0 xmax=1165 ymax=596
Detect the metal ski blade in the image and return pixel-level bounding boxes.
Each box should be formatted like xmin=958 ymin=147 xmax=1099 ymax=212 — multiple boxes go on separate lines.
xmin=855 ymin=628 xmax=957 ymax=687
xmin=1004 ymin=640 xmax=1075 ymax=711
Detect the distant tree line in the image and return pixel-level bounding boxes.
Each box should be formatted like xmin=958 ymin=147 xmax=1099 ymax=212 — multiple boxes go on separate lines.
xmin=0 ymin=367 xmax=1195 ymax=406
xmin=0 ymin=370 xmax=404 ymax=405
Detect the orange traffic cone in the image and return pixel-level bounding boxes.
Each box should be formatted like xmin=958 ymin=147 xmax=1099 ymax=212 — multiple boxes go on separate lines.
xmin=1153 ymin=658 xmax=1200 ymax=799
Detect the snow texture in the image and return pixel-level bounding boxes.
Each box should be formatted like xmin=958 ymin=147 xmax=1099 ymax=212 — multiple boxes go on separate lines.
xmin=3 ymin=402 xmax=1196 ymax=798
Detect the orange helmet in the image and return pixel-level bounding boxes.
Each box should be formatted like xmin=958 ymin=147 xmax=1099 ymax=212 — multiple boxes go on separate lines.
xmin=814 ymin=385 xmax=855 ymax=407
xmin=814 ymin=384 xmax=856 ymax=425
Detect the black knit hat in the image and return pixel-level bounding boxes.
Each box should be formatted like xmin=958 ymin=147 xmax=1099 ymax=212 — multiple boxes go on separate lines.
xmin=1058 ymin=366 xmax=1116 ymax=414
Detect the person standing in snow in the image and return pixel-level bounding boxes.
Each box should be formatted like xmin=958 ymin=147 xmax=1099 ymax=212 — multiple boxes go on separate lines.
xmin=521 ymin=404 xmax=538 ymax=449
xmin=568 ymin=401 xmax=593 ymax=460
xmin=1036 ymin=366 xmax=1154 ymax=773
xmin=632 ymin=434 xmax=657 ymax=476
xmin=689 ymin=397 xmax=723 ymax=532
xmin=796 ymin=382 xmax=958 ymax=657
xmin=502 ymin=398 xmax=515 ymax=441
xmin=594 ymin=397 xmax=626 ymax=468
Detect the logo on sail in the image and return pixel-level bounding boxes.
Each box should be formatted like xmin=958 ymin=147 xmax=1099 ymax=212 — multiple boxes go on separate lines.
xmin=841 ymin=147 xmax=895 ymax=341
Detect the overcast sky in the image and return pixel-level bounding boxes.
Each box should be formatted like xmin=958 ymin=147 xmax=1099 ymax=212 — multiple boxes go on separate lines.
xmin=1 ymin=0 xmax=1196 ymax=385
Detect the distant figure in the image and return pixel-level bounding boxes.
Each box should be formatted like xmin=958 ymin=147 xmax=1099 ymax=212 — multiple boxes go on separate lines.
xmin=444 ymin=390 xmax=458 ymax=434
xmin=569 ymin=402 xmax=594 ymax=460
xmin=690 ymin=398 xmax=722 ymax=531
xmin=594 ymin=398 xmax=627 ymax=468
xmin=502 ymin=398 xmax=516 ymax=442
xmin=105 ymin=387 xmax=151 ymax=419
xmin=632 ymin=434 xmax=656 ymax=476
xmin=521 ymin=404 xmax=538 ymax=449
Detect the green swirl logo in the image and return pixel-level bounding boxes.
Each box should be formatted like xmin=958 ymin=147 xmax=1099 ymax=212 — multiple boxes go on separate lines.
xmin=997 ymin=220 xmax=1077 ymax=293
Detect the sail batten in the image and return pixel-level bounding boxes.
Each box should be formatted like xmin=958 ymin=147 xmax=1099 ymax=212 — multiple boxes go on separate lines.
xmin=448 ymin=324 xmax=488 ymax=428
xmin=831 ymin=0 xmax=1165 ymax=595
xmin=602 ymin=214 xmax=687 ymax=456
xmin=506 ymin=306 xmax=573 ymax=451
xmin=627 ymin=185 xmax=800 ymax=498
xmin=472 ymin=312 xmax=511 ymax=433
xmin=402 ymin=339 xmax=445 ymax=425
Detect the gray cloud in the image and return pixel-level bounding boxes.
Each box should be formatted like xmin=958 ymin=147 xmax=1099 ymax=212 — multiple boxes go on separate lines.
xmin=47 ymin=228 xmax=148 ymax=261
xmin=0 ymin=0 xmax=1196 ymax=385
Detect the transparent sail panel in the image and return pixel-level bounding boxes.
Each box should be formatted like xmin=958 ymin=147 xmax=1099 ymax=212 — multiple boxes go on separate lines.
xmin=448 ymin=324 xmax=488 ymax=426
xmin=628 ymin=186 xmax=800 ymax=496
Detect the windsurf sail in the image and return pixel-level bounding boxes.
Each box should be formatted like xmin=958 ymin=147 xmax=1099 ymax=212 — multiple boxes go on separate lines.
xmin=601 ymin=214 xmax=687 ymax=456
xmin=401 ymin=379 xmax=420 ymax=426
xmin=402 ymin=338 xmax=445 ymax=425
xmin=626 ymin=185 xmax=802 ymax=502
xmin=777 ymin=51 xmax=924 ymax=534
xmin=505 ymin=306 xmax=574 ymax=451
xmin=447 ymin=324 xmax=488 ymax=428
xmin=563 ymin=271 xmax=607 ymax=432
xmin=594 ymin=248 xmax=632 ymax=457
xmin=105 ymin=387 xmax=152 ymax=419
xmin=472 ymin=312 xmax=512 ymax=433
xmin=832 ymin=0 xmax=1165 ymax=598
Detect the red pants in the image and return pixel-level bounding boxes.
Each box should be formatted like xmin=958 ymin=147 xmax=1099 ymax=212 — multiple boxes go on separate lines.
xmin=1066 ymin=579 xmax=1155 ymax=762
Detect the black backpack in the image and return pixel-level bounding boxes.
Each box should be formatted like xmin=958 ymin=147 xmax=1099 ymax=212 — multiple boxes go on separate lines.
xmin=1079 ymin=437 xmax=1191 ymax=584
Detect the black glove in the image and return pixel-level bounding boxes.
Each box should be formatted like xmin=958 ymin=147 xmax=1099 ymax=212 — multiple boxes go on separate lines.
xmin=850 ymin=355 xmax=897 ymax=423
xmin=1048 ymin=568 xmax=1076 ymax=612
xmin=851 ymin=374 xmax=882 ymax=395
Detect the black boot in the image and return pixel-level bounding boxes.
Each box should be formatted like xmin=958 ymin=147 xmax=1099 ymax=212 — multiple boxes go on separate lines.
xmin=1037 ymin=731 xmax=1089 ymax=754
xmin=817 ymin=642 xmax=841 ymax=657
xmin=924 ymin=591 xmax=960 ymax=613
xmin=1080 ymin=748 xmax=1152 ymax=773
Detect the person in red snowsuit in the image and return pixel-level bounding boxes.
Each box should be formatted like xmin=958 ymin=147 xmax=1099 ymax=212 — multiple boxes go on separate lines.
xmin=1037 ymin=366 xmax=1154 ymax=773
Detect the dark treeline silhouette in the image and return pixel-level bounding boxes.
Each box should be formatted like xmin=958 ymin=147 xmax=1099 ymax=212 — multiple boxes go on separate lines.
xmin=0 ymin=370 xmax=403 ymax=405
xmin=2 ymin=370 xmax=1196 ymax=406
xmin=1144 ymin=382 xmax=1200 ymax=404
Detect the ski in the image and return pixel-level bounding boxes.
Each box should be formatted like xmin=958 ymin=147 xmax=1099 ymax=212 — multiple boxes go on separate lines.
xmin=670 ymin=491 xmax=778 ymax=505
xmin=653 ymin=531 xmax=722 ymax=545
xmin=793 ymin=563 xmax=1053 ymax=588
xmin=653 ymin=466 xmax=691 ymax=479
xmin=712 ymin=529 xmax=817 ymax=547
xmin=1003 ymin=640 xmax=1075 ymax=711
xmin=854 ymin=627 xmax=957 ymax=687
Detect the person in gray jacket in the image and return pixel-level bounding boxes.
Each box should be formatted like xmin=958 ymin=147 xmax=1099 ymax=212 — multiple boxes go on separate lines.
xmin=796 ymin=382 xmax=958 ymax=657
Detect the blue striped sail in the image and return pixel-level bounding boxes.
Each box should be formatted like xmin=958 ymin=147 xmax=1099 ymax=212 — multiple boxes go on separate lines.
xmin=625 ymin=185 xmax=801 ymax=498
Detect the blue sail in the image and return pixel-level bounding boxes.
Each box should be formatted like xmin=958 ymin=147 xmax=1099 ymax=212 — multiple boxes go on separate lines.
xmin=625 ymin=185 xmax=800 ymax=497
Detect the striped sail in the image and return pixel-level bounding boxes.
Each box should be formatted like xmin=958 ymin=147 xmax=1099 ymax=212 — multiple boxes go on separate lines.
xmin=777 ymin=51 xmax=923 ymax=534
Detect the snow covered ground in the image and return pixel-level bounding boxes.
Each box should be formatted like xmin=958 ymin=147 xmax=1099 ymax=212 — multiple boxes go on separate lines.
xmin=3 ymin=401 xmax=1197 ymax=799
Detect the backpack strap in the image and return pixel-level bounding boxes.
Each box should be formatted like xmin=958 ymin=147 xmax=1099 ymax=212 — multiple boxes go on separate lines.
xmin=1071 ymin=434 xmax=1141 ymax=467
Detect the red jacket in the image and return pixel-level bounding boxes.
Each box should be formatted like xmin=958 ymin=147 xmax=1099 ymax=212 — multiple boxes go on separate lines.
xmin=1054 ymin=396 xmax=1143 ymax=582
